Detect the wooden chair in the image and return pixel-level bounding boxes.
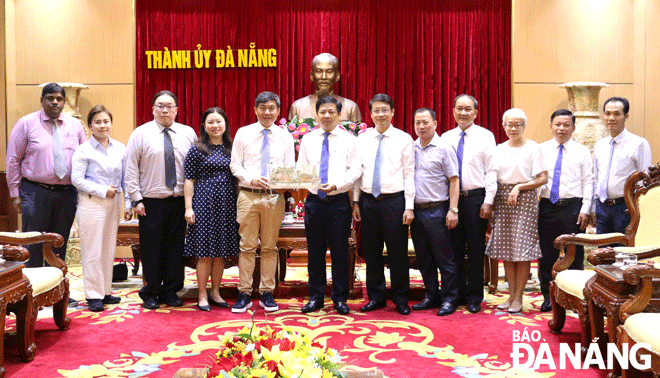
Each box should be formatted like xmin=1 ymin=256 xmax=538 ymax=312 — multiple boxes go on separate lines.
xmin=548 ymin=164 xmax=660 ymax=356
xmin=614 ymin=264 xmax=660 ymax=378
xmin=0 ymin=231 xmax=71 ymax=362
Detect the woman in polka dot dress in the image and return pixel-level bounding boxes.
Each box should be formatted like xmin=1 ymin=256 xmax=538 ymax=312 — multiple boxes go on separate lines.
xmin=486 ymin=108 xmax=548 ymax=313
xmin=184 ymin=107 xmax=240 ymax=312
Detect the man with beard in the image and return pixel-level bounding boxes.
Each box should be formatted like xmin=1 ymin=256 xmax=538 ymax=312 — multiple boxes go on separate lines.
xmin=288 ymin=53 xmax=361 ymax=123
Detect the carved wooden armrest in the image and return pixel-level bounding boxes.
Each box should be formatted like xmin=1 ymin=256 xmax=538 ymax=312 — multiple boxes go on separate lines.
xmin=619 ymin=264 xmax=660 ymax=324
xmin=0 ymin=232 xmax=67 ymax=275
xmin=0 ymin=245 xmax=30 ymax=261
xmin=587 ymin=246 xmax=616 ymax=266
xmin=552 ymin=232 xmax=630 ymax=278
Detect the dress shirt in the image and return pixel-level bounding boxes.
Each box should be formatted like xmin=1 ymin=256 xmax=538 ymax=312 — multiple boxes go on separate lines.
xmin=356 ymin=125 xmax=415 ymax=209
xmin=592 ymin=129 xmax=652 ymax=210
xmin=539 ymin=138 xmax=593 ymax=214
xmin=124 ymin=120 xmax=197 ymax=201
xmin=297 ymin=126 xmax=361 ymax=195
xmin=71 ymin=136 xmax=131 ymax=209
xmin=6 ymin=109 xmax=86 ymax=198
xmin=230 ymin=122 xmax=295 ymax=188
xmin=414 ymin=134 xmax=458 ymax=203
xmin=441 ymin=124 xmax=497 ymax=204
xmin=493 ymin=140 xmax=547 ymax=184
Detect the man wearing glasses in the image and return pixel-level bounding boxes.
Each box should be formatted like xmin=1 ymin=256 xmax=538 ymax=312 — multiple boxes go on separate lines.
xmin=125 ymin=90 xmax=197 ymax=310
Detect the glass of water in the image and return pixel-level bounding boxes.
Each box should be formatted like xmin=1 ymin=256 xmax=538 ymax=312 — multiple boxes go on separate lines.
xmin=623 ymin=254 xmax=638 ymax=266
xmin=614 ymin=252 xmax=626 ymax=267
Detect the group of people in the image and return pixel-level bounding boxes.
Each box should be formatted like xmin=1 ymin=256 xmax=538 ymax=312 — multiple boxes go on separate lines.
xmin=6 ymin=70 xmax=652 ymax=316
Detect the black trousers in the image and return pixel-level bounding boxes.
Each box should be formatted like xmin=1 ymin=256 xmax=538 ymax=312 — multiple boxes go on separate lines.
xmin=411 ymin=202 xmax=459 ymax=304
xmin=359 ymin=192 xmax=409 ymax=305
xmin=538 ymin=197 xmax=584 ymax=297
xmin=138 ymin=197 xmax=187 ymax=300
xmin=448 ymin=192 xmax=488 ymax=305
xmin=19 ymin=179 xmax=77 ymax=267
xmin=304 ymin=193 xmax=352 ymax=303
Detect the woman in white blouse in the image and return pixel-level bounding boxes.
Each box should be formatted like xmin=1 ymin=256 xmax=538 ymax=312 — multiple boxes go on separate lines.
xmin=71 ymin=105 xmax=132 ymax=312
xmin=486 ymin=108 xmax=548 ymax=313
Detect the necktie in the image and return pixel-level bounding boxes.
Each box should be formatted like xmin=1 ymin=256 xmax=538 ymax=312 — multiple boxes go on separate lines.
xmin=163 ymin=127 xmax=176 ymax=189
xmin=260 ymin=129 xmax=271 ymax=177
xmin=372 ymin=134 xmax=385 ymax=197
xmin=600 ymin=139 xmax=616 ymax=202
xmin=318 ymin=132 xmax=330 ymax=199
xmin=549 ymin=144 xmax=563 ymax=204
xmin=51 ymin=119 xmax=66 ymax=179
xmin=457 ymin=131 xmax=466 ymax=190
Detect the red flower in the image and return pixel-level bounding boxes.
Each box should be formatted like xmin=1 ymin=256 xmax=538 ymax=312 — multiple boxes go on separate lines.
xmin=213 ymin=356 xmax=236 ymax=372
xmin=263 ymin=360 xmax=279 ymax=373
xmin=207 ymin=365 xmax=222 ymax=378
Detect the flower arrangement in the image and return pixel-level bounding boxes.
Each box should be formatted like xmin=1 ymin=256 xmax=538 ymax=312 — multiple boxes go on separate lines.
xmin=278 ymin=117 xmax=369 ymax=151
xmin=207 ymin=323 xmax=346 ymax=378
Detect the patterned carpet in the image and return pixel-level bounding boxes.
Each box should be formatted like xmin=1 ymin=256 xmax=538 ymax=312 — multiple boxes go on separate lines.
xmin=3 ymin=262 xmax=608 ymax=378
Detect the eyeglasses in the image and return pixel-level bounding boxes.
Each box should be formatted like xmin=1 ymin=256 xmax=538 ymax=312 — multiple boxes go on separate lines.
xmin=154 ymin=104 xmax=177 ymax=111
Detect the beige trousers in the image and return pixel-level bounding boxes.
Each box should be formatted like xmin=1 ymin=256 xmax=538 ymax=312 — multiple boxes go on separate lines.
xmin=76 ymin=193 xmax=121 ymax=300
xmin=236 ymin=190 xmax=285 ymax=294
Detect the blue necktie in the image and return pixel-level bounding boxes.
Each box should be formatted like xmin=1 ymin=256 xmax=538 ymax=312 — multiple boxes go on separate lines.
xmin=318 ymin=132 xmax=330 ymax=199
xmin=457 ymin=131 xmax=466 ymax=190
xmin=549 ymin=144 xmax=563 ymax=204
xmin=372 ymin=134 xmax=385 ymax=197
xmin=51 ymin=119 xmax=67 ymax=179
xmin=600 ymin=139 xmax=616 ymax=202
xmin=163 ymin=127 xmax=176 ymax=189
xmin=260 ymin=129 xmax=270 ymax=177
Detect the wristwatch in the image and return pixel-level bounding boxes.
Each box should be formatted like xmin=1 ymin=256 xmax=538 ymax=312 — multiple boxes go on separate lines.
xmin=131 ymin=199 xmax=143 ymax=208
xmin=450 ymin=207 xmax=459 ymax=214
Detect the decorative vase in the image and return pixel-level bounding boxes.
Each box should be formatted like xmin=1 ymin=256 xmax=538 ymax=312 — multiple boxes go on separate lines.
xmin=559 ymin=82 xmax=609 ymax=152
xmin=39 ymin=82 xmax=91 ymax=138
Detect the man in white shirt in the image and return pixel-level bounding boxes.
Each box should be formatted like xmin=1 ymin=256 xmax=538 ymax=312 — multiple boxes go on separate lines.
xmin=591 ymin=97 xmax=652 ymax=234
xmin=352 ymin=93 xmax=415 ymax=315
xmin=230 ymin=91 xmax=295 ymax=313
xmin=538 ymin=109 xmax=593 ymax=312
xmin=297 ymin=96 xmax=361 ymax=315
xmin=441 ymin=94 xmax=496 ymax=314
xmin=125 ymin=90 xmax=198 ymax=310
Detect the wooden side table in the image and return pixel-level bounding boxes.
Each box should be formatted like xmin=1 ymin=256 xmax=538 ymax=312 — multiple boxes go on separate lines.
xmin=586 ymin=264 xmax=660 ymax=377
xmin=0 ymin=261 xmax=34 ymax=378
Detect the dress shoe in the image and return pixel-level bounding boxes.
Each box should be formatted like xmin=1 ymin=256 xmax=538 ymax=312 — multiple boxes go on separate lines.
xmin=334 ymin=302 xmax=350 ymax=315
xmin=68 ymin=298 xmax=79 ymax=308
xmin=197 ymin=303 xmax=211 ymax=312
xmin=87 ymin=299 xmax=104 ymax=312
xmin=208 ymin=298 xmax=230 ymax=308
xmin=143 ymin=297 xmax=160 ymax=310
xmin=301 ymin=300 xmax=324 ymax=313
xmin=412 ymin=297 xmax=439 ymax=310
xmin=540 ymin=299 xmax=552 ymax=312
xmin=396 ymin=303 xmax=411 ymax=315
xmin=103 ymin=295 xmax=121 ymax=304
xmin=360 ymin=300 xmax=386 ymax=312
xmin=165 ymin=296 xmax=183 ymax=307
xmin=496 ymin=302 xmax=510 ymax=310
xmin=467 ymin=303 xmax=481 ymax=314
xmin=508 ymin=304 xmax=523 ymax=313
xmin=436 ymin=302 xmax=456 ymax=316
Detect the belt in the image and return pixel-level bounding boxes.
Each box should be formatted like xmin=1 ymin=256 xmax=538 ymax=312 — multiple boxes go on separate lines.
xmin=240 ymin=187 xmax=272 ymax=194
xmin=23 ymin=178 xmax=73 ymax=191
xmin=602 ymin=197 xmax=625 ymax=206
xmin=361 ymin=190 xmax=404 ymax=201
xmin=414 ymin=200 xmax=446 ymax=210
xmin=459 ymin=188 xmax=486 ymax=197
xmin=540 ymin=197 xmax=582 ymax=207
xmin=309 ymin=192 xmax=349 ymax=202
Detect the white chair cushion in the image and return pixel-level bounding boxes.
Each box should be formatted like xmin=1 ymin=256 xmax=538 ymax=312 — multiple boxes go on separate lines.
xmin=23 ymin=267 xmax=64 ymax=296
xmin=0 ymin=231 xmax=42 ymax=239
xmin=555 ymin=270 xmax=596 ymax=300
xmin=622 ymin=313 xmax=660 ymax=355
xmin=572 ymin=232 xmax=626 ymax=241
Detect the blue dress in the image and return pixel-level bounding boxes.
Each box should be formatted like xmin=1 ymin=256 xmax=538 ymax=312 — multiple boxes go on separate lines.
xmin=183 ymin=144 xmax=240 ymax=258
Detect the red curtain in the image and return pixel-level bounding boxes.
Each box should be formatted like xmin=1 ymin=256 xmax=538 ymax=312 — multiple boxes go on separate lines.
xmin=136 ymin=0 xmax=511 ymax=142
